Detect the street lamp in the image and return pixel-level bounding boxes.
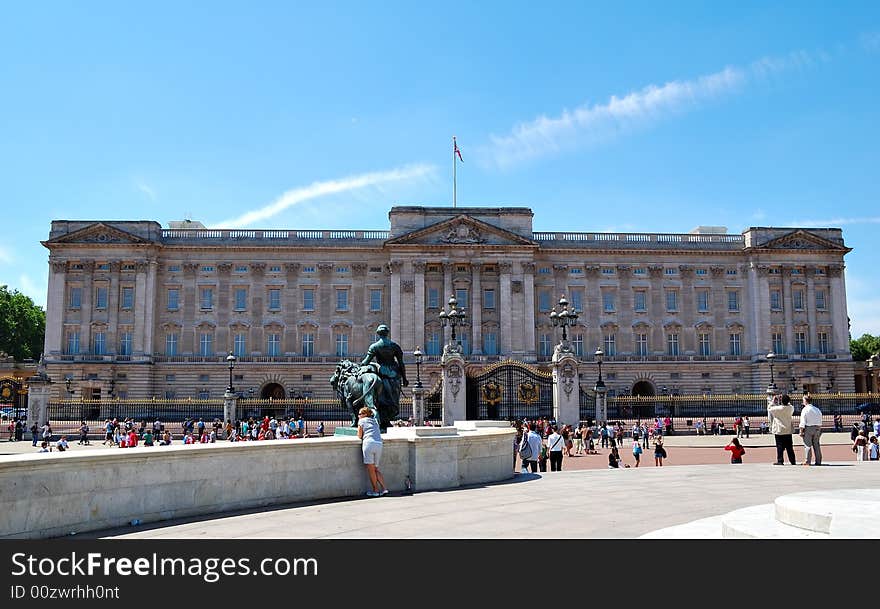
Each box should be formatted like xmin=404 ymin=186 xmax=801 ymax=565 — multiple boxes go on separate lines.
xmin=766 ymin=351 xmax=776 ymax=391
xmin=413 ymin=347 xmax=423 ymax=389
xmin=226 ymin=352 xmax=236 ymax=394
xmin=549 ymin=295 xmax=579 ymax=342
xmin=439 ymin=294 xmax=467 ymax=346
xmin=65 ymin=377 xmax=73 ymax=398
xmin=594 ymin=348 xmax=605 ymax=390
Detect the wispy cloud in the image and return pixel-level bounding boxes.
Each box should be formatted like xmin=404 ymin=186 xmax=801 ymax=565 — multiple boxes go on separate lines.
xmin=789 ymin=217 xmax=880 ymax=227
xmin=0 ymin=245 xmax=13 ymax=265
xmin=135 ymin=179 xmax=157 ymax=202
xmin=480 ymin=49 xmax=828 ymax=169
xmin=213 ymin=164 xmax=437 ymax=229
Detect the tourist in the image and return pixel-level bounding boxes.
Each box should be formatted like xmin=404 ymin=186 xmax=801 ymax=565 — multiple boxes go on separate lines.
xmin=743 ymin=416 xmax=750 ymax=438
xmin=78 ymin=421 xmax=90 ymax=445
xmin=30 ymin=422 xmax=39 ymax=447
xmin=768 ymin=394 xmax=797 ymax=465
xmin=694 ymin=419 xmax=704 ymax=436
xmin=632 ymin=438 xmax=643 ymax=467
xmin=196 ymin=418 xmax=206 ymax=438
xmin=734 ymin=415 xmax=743 ymax=438
xmin=641 ymin=423 xmax=649 ymax=449
xmin=664 ymin=416 xmax=673 ymax=436
xmin=38 ymin=440 xmax=51 ymax=453
xmin=874 ymin=418 xmax=880 ymax=437
xmin=868 ymin=435 xmax=879 ymax=461
xmin=41 ymin=421 xmax=52 ymax=444
xmin=183 ymin=432 xmax=195 ymax=445
xmin=14 ymin=418 xmax=23 ymax=441
xmin=833 ymin=413 xmax=842 ymax=432
xmin=547 ymin=425 xmax=565 ymax=471
xmin=724 ymin=437 xmax=746 ymax=464
xmin=520 ymin=422 xmax=542 ymax=473
xmin=296 ymin=415 xmax=305 ymax=437
xmin=760 ymin=421 xmax=768 ymax=435
xmin=55 ymin=435 xmax=69 ymax=452
xmin=718 ymin=420 xmax=726 ymax=436
xmin=600 ymin=424 xmax=608 ymax=449
xmin=608 ymin=446 xmax=621 ymax=469
xmin=160 ymin=430 xmax=172 ymax=445
xmin=143 ymin=429 xmax=154 ymax=446
xmin=127 ymin=429 xmax=139 ymax=448
xmin=852 ymin=430 xmax=868 ymax=461
xmin=654 ymin=438 xmax=666 ymax=467
xmin=357 ymin=406 xmax=388 ymax=497
xmin=317 ymin=421 xmax=325 ymax=437
xmin=799 ymin=395 xmax=823 ymax=466
xmin=103 ymin=419 xmax=114 ymax=445
xmin=710 ymin=418 xmax=718 ymax=435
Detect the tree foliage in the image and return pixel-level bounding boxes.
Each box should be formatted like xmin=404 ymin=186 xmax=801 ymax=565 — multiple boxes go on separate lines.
xmin=850 ymin=333 xmax=880 ymax=361
xmin=0 ymin=285 xmax=45 ymax=361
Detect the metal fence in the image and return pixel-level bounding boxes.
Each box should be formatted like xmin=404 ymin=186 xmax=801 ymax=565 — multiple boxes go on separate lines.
xmin=46 ymin=398 xmax=225 ymax=435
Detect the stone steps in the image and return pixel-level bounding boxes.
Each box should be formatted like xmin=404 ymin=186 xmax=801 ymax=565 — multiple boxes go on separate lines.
xmin=641 ymin=488 xmax=880 ymax=539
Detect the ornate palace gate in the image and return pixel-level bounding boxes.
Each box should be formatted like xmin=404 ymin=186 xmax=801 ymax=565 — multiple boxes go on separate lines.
xmin=465 ymin=360 xmax=553 ymax=421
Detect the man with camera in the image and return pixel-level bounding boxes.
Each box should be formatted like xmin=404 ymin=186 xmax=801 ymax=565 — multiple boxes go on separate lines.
xmin=768 ymin=393 xmax=797 ymax=465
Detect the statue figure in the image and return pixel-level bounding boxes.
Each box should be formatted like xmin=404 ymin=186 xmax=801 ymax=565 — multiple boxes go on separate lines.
xmin=361 ymin=324 xmax=408 ymax=430
xmin=330 ymin=359 xmax=384 ymax=428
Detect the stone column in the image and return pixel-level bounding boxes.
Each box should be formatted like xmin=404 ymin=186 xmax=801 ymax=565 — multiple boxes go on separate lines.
xmin=551 ymin=348 xmax=580 ymax=426
xmin=648 ymin=266 xmax=664 ymax=352
xmin=470 ymin=262 xmax=482 ymax=355
xmin=144 ymin=259 xmax=158 ymax=358
xmin=45 ymin=260 xmax=67 ymax=356
xmin=748 ymin=263 xmax=771 ymax=356
xmin=217 ymin=263 xmax=232 ymax=354
xmin=80 ymin=261 xmax=95 ymax=354
xmin=413 ymin=262 xmax=426 ymax=353
xmin=617 ymin=265 xmax=633 ymax=354
xmin=440 ymin=347 xmax=466 ymax=425
xmin=584 ymin=266 xmax=600 ymax=352
xmin=28 ymin=370 xmax=52 ymax=431
xmin=107 ymin=260 xmax=121 ymax=355
xmin=522 ymin=262 xmax=537 ymax=360
xmin=828 ymin=264 xmax=848 ymax=356
xmin=594 ymin=383 xmax=608 ymax=426
xmin=411 ymin=384 xmax=425 ymax=427
xmin=285 ymin=263 xmax=300 ymax=354
xmin=317 ymin=262 xmax=335 ymax=356
xmin=806 ymin=268 xmax=818 ymax=354
xmin=678 ymin=266 xmax=695 ymax=354
xmin=182 ymin=262 xmax=199 ymax=353
xmin=499 ymin=261 xmax=513 ymax=356
xmin=389 ymin=261 xmax=403 ymax=341
xmin=133 ymin=260 xmax=148 ymax=356
xmin=401 ymin=265 xmax=416 ymax=354
xmin=781 ymin=267 xmax=794 ymax=355
xmin=223 ymin=389 xmax=238 ymax=436
xmin=351 ymin=264 xmax=366 ymax=354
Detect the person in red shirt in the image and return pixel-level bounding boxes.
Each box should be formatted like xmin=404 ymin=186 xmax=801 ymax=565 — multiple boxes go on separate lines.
xmin=127 ymin=430 xmax=139 ymax=448
xmin=724 ymin=437 xmax=746 ymax=463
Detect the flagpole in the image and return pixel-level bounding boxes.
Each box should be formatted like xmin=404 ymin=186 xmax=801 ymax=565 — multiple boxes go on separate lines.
xmin=452 ymin=136 xmax=457 ymax=208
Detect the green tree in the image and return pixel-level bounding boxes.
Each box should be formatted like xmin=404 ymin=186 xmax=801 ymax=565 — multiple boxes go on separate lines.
xmin=0 ymin=285 xmax=45 ymax=361
xmin=850 ymin=333 xmax=880 ymax=361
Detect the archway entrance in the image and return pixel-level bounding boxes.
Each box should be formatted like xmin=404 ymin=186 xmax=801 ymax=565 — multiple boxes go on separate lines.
xmin=632 ymin=381 xmax=656 ymax=397
xmin=261 ymin=383 xmax=286 ymax=400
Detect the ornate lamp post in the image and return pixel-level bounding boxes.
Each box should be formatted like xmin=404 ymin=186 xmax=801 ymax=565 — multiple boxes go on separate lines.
xmin=226 ymin=351 xmax=236 ymax=394
xmin=439 ymin=294 xmax=467 ymax=349
xmin=413 ymin=347 xmax=423 ymax=389
xmin=549 ymin=295 xmax=579 ymax=342
xmin=593 ymin=347 xmax=606 ymax=425
xmin=766 ymin=351 xmax=776 ymax=393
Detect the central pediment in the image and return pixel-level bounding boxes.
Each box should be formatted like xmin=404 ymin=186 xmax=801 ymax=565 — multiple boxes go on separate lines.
xmin=385 ymin=214 xmax=538 ymax=247
xmin=754 ymin=229 xmax=850 ymax=252
xmin=43 ymin=222 xmax=152 ymax=246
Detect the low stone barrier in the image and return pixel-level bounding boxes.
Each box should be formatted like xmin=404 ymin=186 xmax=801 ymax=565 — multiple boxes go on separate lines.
xmin=0 ymin=426 xmax=515 ymax=539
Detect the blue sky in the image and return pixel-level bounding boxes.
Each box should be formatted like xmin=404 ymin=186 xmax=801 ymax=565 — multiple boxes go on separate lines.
xmin=1 ymin=2 xmax=878 ymax=336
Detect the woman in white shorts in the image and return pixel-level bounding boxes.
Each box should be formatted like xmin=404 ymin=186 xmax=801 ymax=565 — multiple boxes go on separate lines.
xmin=357 ymin=407 xmax=388 ymax=497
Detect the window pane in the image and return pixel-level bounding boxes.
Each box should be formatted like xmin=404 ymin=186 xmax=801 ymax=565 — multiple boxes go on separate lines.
xmin=303 ymin=289 xmax=314 ymax=310
xmin=484 ymin=289 xmax=496 ymax=310
xmin=370 ymin=289 xmax=382 ymax=312
xmin=200 ymin=288 xmax=213 ymax=309
xmin=69 ymin=287 xmax=82 ymax=309
xmin=428 ymin=288 xmax=439 ymax=309
xmin=269 ymin=289 xmax=281 ymax=310
xmin=336 ymin=290 xmax=349 ymax=310
xmin=235 ymin=288 xmax=247 ymax=310
xmin=167 ymin=289 xmax=179 ymax=311
xmin=95 ymin=287 xmax=108 ymax=309
xmin=121 ymin=287 xmax=134 ymax=310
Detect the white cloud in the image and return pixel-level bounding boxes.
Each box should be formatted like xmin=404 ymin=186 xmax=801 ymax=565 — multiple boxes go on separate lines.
xmin=0 ymin=245 xmax=13 ymax=265
xmin=135 ymin=179 xmax=157 ymax=202
xmin=213 ymin=164 xmax=436 ymax=229
xmin=480 ymin=49 xmax=827 ymax=169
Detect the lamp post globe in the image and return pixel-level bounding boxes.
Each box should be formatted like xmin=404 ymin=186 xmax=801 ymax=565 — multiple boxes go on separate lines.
xmin=439 ymin=295 xmax=467 ymax=347
xmin=766 ymin=351 xmax=776 ymax=390
xmin=413 ymin=347 xmax=423 ymax=389
xmin=226 ymin=352 xmax=236 ymax=394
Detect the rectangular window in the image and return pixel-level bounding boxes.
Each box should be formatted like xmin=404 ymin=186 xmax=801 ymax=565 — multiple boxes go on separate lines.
xmin=335 ymin=333 xmax=349 ymax=357
xmin=770 ymin=289 xmax=782 ymax=311
xmin=336 ymin=289 xmax=349 ymax=311
xmin=665 ymin=290 xmax=678 ymax=312
xmin=772 ymin=332 xmax=785 ymax=355
xmin=602 ymin=291 xmax=615 ymax=313
xmin=539 ymin=334 xmax=552 ymax=357
xmin=795 ymin=331 xmax=807 ymax=354
xmin=121 ymin=287 xmax=134 ymax=310
xmin=199 ymin=333 xmax=213 ymax=356
xmin=664 ymin=267 xmax=677 ymax=276
xmin=603 ymin=334 xmax=616 ymax=356
xmin=570 ymin=289 xmax=583 ymax=312
xmin=539 ymin=291 xmax=551 ymax=312
xmin=483 ymin=289 xmax=496 ymax=310
xmin=301 ymin=333 xmax=314 ymax=357
xmin=601 ymin=267 xmax=615 ymax=276
xmin=234 ymin=266 xmax=248 ymax=273
xmin=538 ymin=267 xmax=551 ymax=275
xmin=168 ymin=265 xmax=181 ymax=273
xmin=198 ymin=374 xmax=210 ymax=382
xmin=426 ymin=332 xmax=440 ymax=356
xmin=666 ymin=333 xmax=679 ymax=356
xmin=571 ymin=333 xmax=583 ymax=357
xmin=268 ymin=333 xmax=281 ymax=356
xmin=816 ymin=290 xmax=826 ymax=310
xmin=302 ymin=266 xmax=316 ymax=274
xmin=634 ymin=290 xmax=647 ymax=312
xmin=727 ymin=290 xmax=739 ymax=312
xmin=483 ymin=332 xmax=497 ymax=356
xmin=370 ymin=289 xmax=383 ymax=312
xmin=818 ymin=332 xmax=829 ymax=354
xmin=233 ymin=333 xmax=247 ymax=357
xmin=66 ymin=331 xmax=80 ymax=355
xmin=93 ymin=332 xmax=106 ymax=355
xmin=200 ymin=288 xmax=213 ymax=310
xmin=167 ymin=288 xmax=179 ymax=311
xmin=268 ymin=288 xmax=281 ymax=311
xmin=699 ymin=333 xmax=711 ymax=356
xmin=119 ymin=332 xmax=132 ymax=356
xmin=95 ymin=287 xmax=108 ymax=309
xmin=635 ymin=333 xmax=648 ymax=356
xmin=695 ymin=268 xmax=708 ymax=276
xmin=793 ymin=289 xmax=804 ymax=311
xmin=697 ymin=289 xmax=710 ymax=312
xmin=302 ymin=289 xmax=315 ymax=311
xmin=633 ymin=268 xmax=646 ymax=276
xmin=234 ymin=288 xmax=247 ymax=311
xmin=165 ymin=333 xmax=178 ymax=356
xmin=726 ymin=269 xmax=737 ymax=276
xmin=69 ymin=287 xmax=82 ymax=309
xmin=270 ymin=265 xmax=282 ymax=273
xmin=428 ymin=288 xmax=440 ymax=309
xmin=569 ymin=268 xmax=583 ymax=275
xmin=198 ymin=390 xmax=210 ymax=400
xmin=729 ymin=333 xmax=742 ymax=356
xmin=455 ymin=288 xmax=468 ymax=308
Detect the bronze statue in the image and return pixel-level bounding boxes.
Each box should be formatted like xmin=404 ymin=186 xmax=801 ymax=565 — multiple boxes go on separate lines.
xmin=330 ymin=359 xmax=383 ymax=428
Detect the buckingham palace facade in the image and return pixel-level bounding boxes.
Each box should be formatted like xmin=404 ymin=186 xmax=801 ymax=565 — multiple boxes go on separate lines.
xmin=41 ymin=206 xmax=855 ymax=400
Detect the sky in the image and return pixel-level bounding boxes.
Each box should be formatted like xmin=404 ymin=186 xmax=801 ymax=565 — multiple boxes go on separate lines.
xmin=1 ymin=1 xmax=878 ymax=337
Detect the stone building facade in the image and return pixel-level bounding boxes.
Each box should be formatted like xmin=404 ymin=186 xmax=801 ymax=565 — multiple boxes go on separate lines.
xmin=41 ymin=206 xmax=855 ymax=400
